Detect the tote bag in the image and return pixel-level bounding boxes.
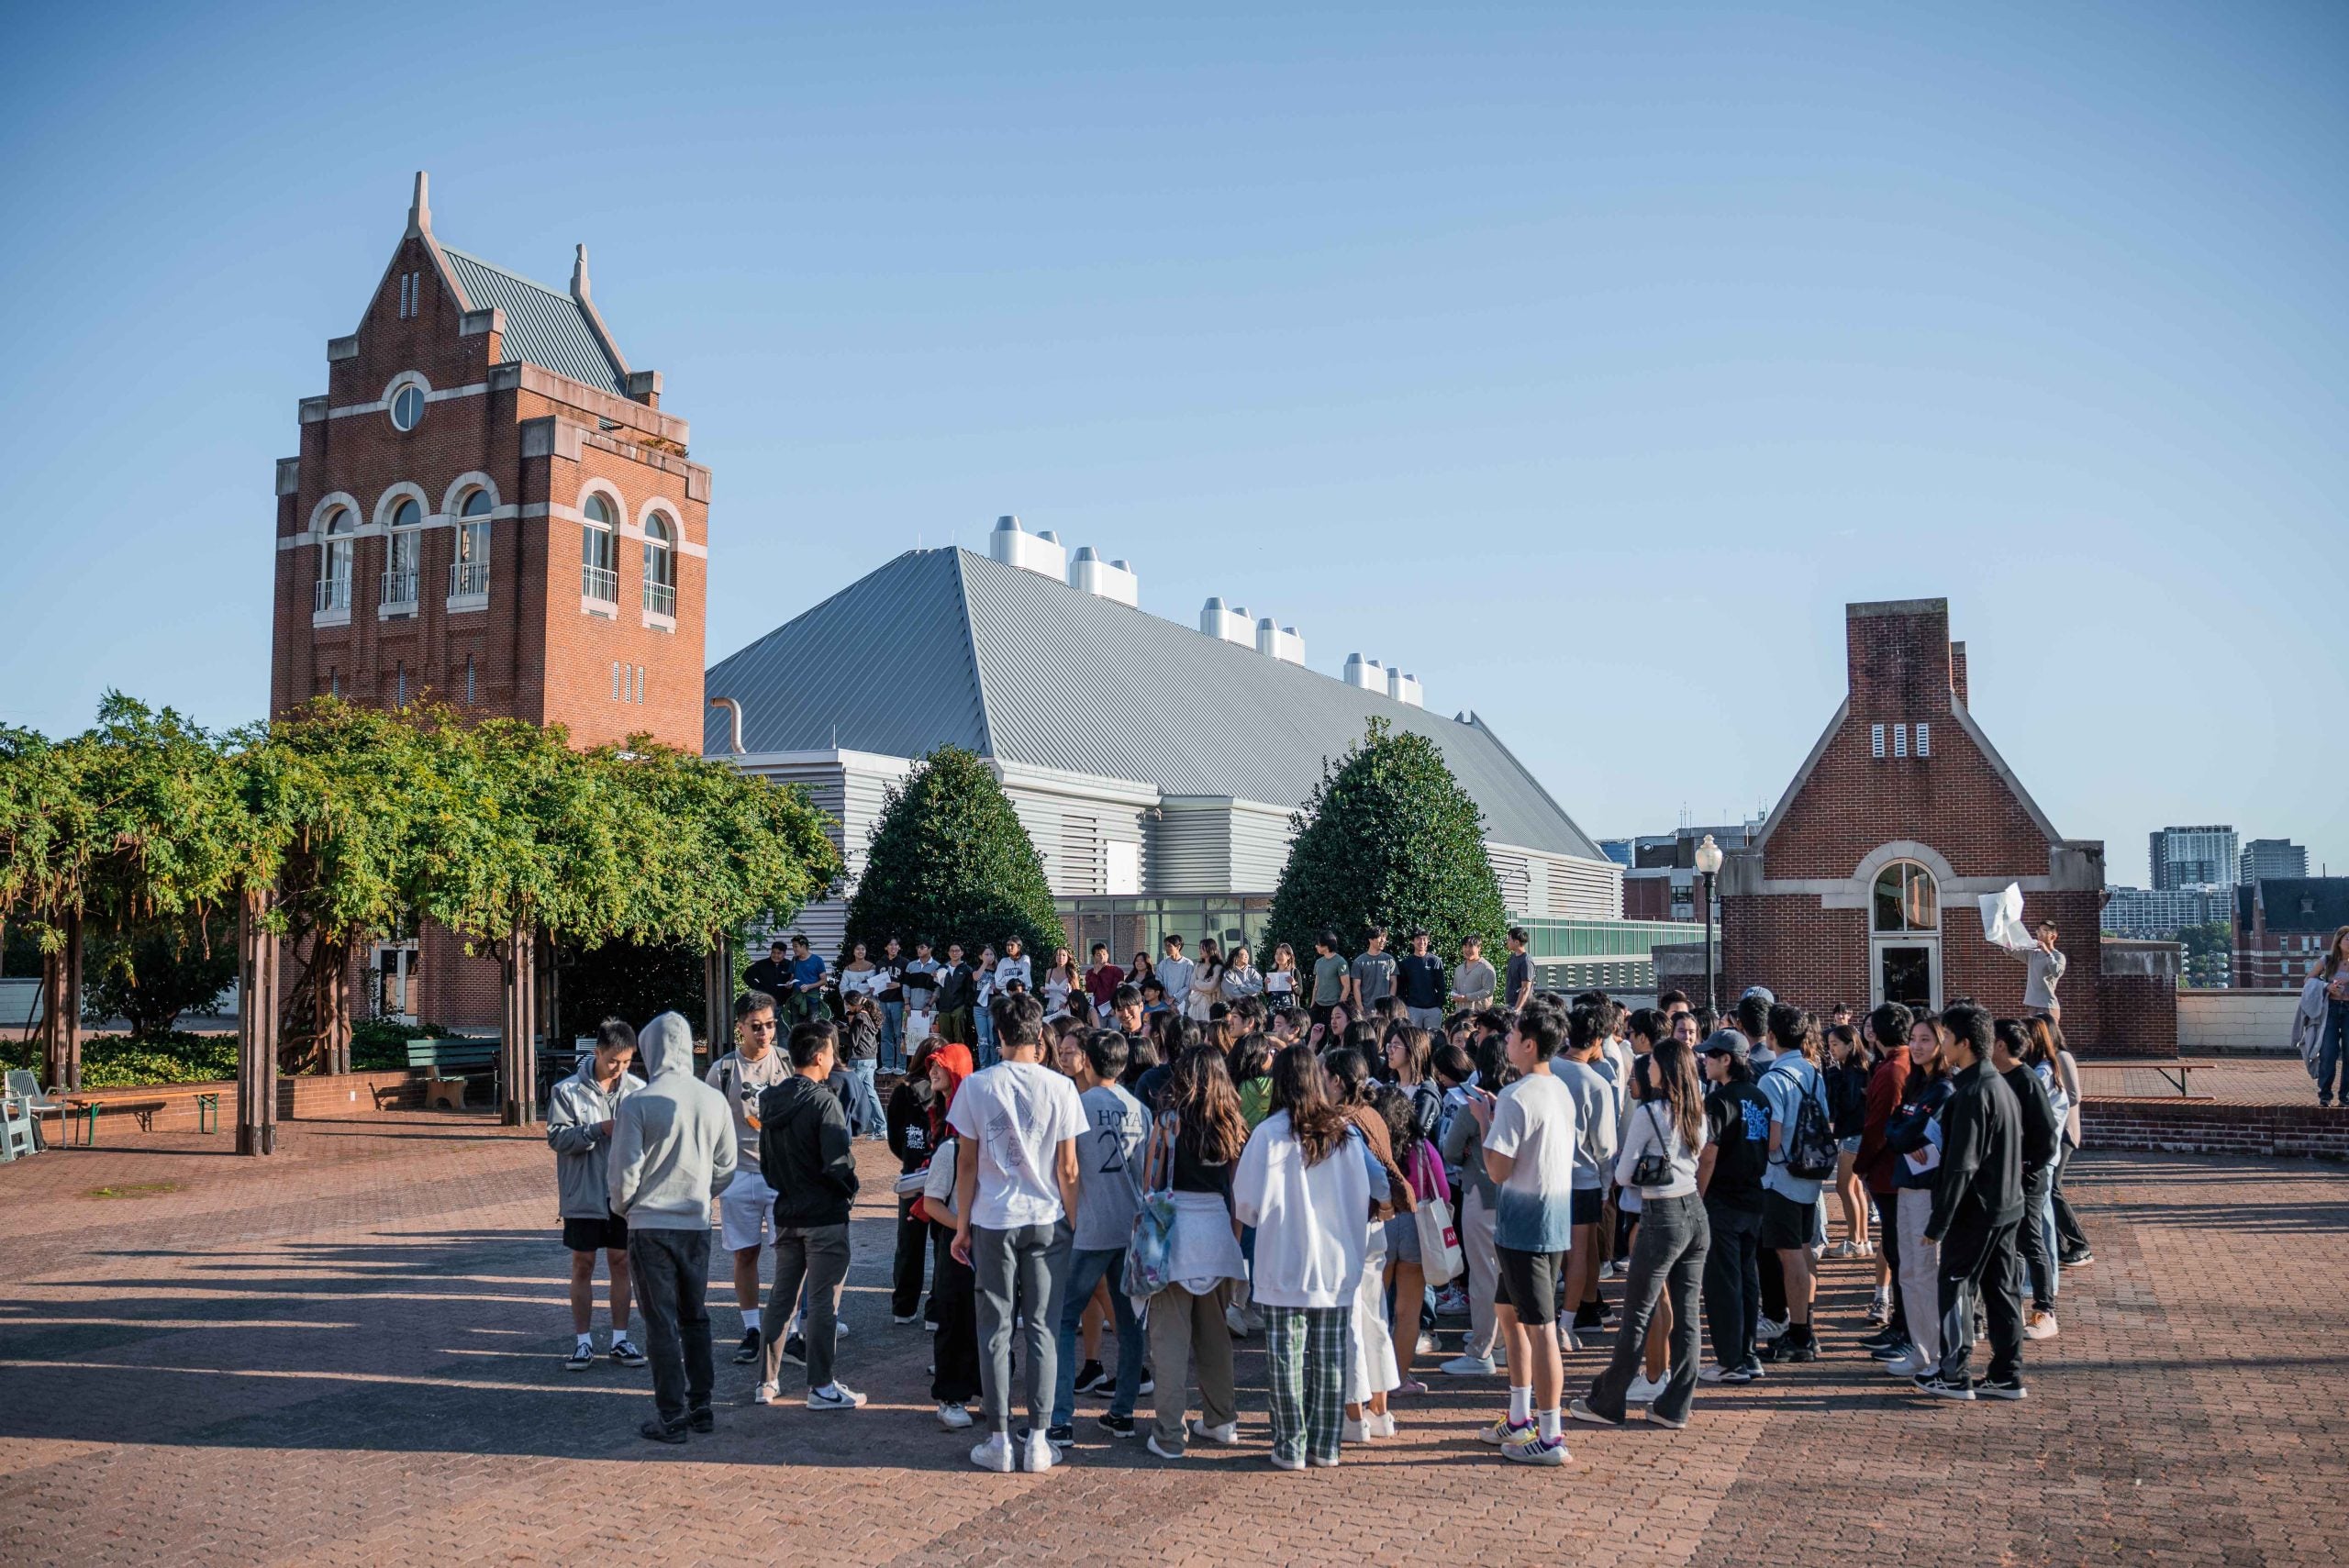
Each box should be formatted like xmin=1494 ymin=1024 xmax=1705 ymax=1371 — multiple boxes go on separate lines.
xmin=1410 ymin=1141 xmax=1464 ymax=1286
xmin=1122 ymin=1112 xmax=1180 ymax=1299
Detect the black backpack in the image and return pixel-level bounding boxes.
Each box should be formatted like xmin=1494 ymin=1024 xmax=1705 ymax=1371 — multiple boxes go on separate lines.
xmin=1778 ymin=1063 xmax=1840 ymax=1181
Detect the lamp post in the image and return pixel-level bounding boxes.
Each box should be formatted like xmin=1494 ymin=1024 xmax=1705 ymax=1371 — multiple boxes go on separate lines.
xmin=1693 ymin=833 xmax=1723 ymax=1017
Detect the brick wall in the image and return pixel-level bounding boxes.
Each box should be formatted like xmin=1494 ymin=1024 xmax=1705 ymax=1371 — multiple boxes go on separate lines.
xmin=39 ymin=1070 xmax=429 ymax=1136
xmin=2083 ymin=1097 xmax=2349 ymax=1160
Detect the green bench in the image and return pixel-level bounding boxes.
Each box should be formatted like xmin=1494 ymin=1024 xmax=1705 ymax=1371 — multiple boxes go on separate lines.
xmin=405 ymin=1038 xmax=498 ymax=1109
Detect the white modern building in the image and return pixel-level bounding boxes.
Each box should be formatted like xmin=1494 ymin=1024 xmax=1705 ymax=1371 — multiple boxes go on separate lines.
xmin=706 ymin=523 xmax=1621 ymax=958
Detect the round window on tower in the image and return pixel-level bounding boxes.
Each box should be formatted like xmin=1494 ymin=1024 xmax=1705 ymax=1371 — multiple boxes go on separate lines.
xmin=389 ymin=381 xmax=427 ymax=431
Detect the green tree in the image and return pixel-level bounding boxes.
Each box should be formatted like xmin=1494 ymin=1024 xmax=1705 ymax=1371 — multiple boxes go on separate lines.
xmin=841 ymin=745 xmax=1061 ymax=965
xmin=1266 ymin=717 xmax=1509 ymax=972
xmin=83 ymin=908 xmax=239 ymax=1040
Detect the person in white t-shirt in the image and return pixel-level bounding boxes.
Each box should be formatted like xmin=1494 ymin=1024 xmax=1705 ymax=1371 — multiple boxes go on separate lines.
xmin=949 ymin=991 xmax=1085 ymax=1475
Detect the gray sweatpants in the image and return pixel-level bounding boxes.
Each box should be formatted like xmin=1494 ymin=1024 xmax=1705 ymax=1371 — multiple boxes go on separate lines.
xmin=970 ymin=1219 xmax=1071 ymax=1435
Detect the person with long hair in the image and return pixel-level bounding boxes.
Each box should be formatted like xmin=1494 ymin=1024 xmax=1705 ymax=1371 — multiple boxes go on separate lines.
xmin=1883 ymin=1013 xmax=1954 ymax=1380
xmin=1235 ymin=1041 xmax=1374 ymax=1469
xmin=885 ymin=1038 xmax=943 ymax=1328
xmin=1438 ymin=1034 xmax=1516 ymax=1376
xmin=916 ymin=1042 xmax=981 ymax=1428
xmin=1380 ymin=1083 xmax=1448 ymax=1397
xmin=1573 ymin=1033 xmax=1710 ymax=1429
xmin=1323 ymin=1047 xmax=1407 ymax=1440
xmin=2027 ymin=1016 xmax=2091 ymax=1266
xmin=1141 ymin=1047 xmax=1250 ymax=1459
xmin=1264 ymin=941 xmax=1301 ymax=1009
xmin=1695 ymin=1029 xmax=1768 ymax=1383
xmin=1222 ymin=943 xmax=1265 ymax=1004
xmin=1824 ymin=1024 xmax=1876 ymax=1258
xmin=1186 ymin=938 xmax=1226 ymax=1023
xmin=1041 ymin=946 xmax=1081 ymax=1018
xmin=1386 ymin=1025 xmax=1442 ymax=1142
xmin=2310 ymin=927 xmax=2349 ymax=1108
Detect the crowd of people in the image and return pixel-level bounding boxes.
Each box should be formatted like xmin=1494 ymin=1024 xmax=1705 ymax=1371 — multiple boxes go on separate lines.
xmin=544 ymin=924 xmax=2096 ymax=1466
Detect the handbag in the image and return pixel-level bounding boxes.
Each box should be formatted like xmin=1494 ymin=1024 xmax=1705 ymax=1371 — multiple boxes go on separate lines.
xmin=914 ymin=1139 xmax=959 ymax=1227
xmin=1409 ymin=1142 xmax=1464 ymax=1285
xmin=1630 ymin=1101 xmax=1674 ymax=1188
xmin=1121 ymin=1111 xmax=1180 ymax=1299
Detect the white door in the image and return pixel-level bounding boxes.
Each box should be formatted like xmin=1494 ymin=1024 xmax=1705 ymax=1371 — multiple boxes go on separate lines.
xmin=1869 ymin=936 xmax=1940 ymax=1012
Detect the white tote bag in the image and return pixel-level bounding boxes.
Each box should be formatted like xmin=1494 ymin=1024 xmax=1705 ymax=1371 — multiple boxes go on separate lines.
xmin=1409 ymin=1144 xmax=1464 ymax=1286
xmin=1979 ymin=881 xmax=2031 ymax=953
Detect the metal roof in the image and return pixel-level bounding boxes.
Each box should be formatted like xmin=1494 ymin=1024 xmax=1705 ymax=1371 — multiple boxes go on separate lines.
xmin=707 ymin=548 xmax=1607 ymax=862
xmin=440 ymin=248 xmax=627 ymax=395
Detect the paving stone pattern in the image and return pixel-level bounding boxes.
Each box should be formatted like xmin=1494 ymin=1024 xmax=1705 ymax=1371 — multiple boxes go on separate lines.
xmin=3 ymin=1111 xmax=2346 ymax=1567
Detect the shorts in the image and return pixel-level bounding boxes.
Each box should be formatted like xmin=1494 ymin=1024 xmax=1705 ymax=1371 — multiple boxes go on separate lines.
xmin=718 ymin=1171 xmax=777 ymax=1251
xmin=1759 ymin=1189 xmax=1818 ymax=1251
xmin=1310 ymin=1003 xmax=1337 ymax=1029
xmin=1493 ymin=1244 xmax=1566 ymax=1322
xmin=1570 ymin=1186 xmax=1604 ymax=1227
xmin=1838 ymin=1134 xmax=1863 ymax=1155
xmin=1385 ymin=1210 xmax=1421 ymax=1265
xmin=562 ymin=1214 xmax=628 ymax=1252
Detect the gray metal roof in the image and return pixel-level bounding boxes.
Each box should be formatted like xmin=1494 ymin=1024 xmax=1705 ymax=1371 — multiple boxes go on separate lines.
xmin=707 ymin=548 xmax=1606 ymax=862
xmin=441 ymin=248 xmax=627 ymax=395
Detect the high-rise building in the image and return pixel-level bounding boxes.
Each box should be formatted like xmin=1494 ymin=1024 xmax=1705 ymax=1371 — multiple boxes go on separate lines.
xmin=2149 ymin=825 xmax=2237 ymax=891
xmin=2099 ymin=886 xmax=2228 ymax=940
xmin=2240 ymin=838 xmax=2310 ymax=884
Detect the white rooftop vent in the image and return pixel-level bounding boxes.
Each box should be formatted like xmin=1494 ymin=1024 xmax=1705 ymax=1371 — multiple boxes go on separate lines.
xmin=1386 ymin=668 xmax=1423 ymax=706
xmin=987 ymin=515 xmax=1066 ymax=580
xmin=1343 ymin=653 xmax=1384 ymax=691
xmin=1256 ymin=617 xmax=1305 ymax=665
xmin=1069 ymin=546 xmax=1139 ymax=607
xmin=1200 ymin=597 xmax=1252 ymax=645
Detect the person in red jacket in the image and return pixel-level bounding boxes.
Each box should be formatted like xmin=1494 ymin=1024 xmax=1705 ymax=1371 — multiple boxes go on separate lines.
xmin=1853 ymin=1002 xmax=1915 ymax=1354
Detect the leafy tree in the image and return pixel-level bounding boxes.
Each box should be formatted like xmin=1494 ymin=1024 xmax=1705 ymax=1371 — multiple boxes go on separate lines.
xmin=83 ymin=908 xmax=239 ymax=1040
xmin=841 ymin=745 xmax=1062 ymax=965
xmin=1266 ymin=717 xmax=1509 ymax=972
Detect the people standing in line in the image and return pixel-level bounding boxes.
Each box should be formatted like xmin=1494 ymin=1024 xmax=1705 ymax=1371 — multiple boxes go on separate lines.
xmin=607 ymin=1011 xmax=735 ymax=1444
xmin=707 ymin=991 xmax=794 ymax=1369
xmin=1309 ymin=931 xmax=1349 ymax=1030
xmin=548 ymin=1018 xmax=648 ymax=1372
xmin=1573 ymin=1032 xmax=1711 ymax=1430
xmin=1694 ymin=1029 xmax=1768 ymax=1384
xmin=885 ymin=1040 xmax=943 ymax=1328
xmin=1052 ymin=1030 xmax=1149 ymax=1442
xmin=934 ymin=942 xmax=976 ymax=1047
xmin=752 ymin=1018 xmax=866 ymax=1412
xmin=1554 ymin=1007 xmax=1620 ymax=1351
xmin=1141 ymin=1047 xmax=1251 ymax=1459
xmin=1439 ymin=1030 xmax=1513 ymax=1377
xmin=1154 ymin=934 xmax=1197 ymax=1023
xmin=1884 ymin=1012 xmax=1955 ymax=1381
xmin=1920 ymin=1003 xmax=2028 ymax=1401
xmin=1503 ymin=928 xmax=1534 ymax=1012
xmin=1235 ymin=1042 xmax=1374 ymax=1470
xmin=1466 ymin=998 xmax=1580 ymax=1467
xmin=2028 ymin=1017 xmax=2092 ymax=1266
xmin=901 ymin=940 xmax=941 ymax=1046
xmin=1396 ymin=929 xmax=1448 ymax=1030
xmin=918 ymin=1043 xmax=982 ymax=1428
xmin=1854 ymin=1004 xmax=1918 ymax=1358
xmin=1085 ymin=942 xmax=1127 ymax=1021
xmin=1323 ymin=1049 xmax=1405 ymax=1442
xmin=949 ymin=993 xmax=1087 ymax=1473
xmin=1754 ymin=1004 xmax=1829 ymax=1363
xmin=1348 ymin=926 xmax=1398 ymax=1018
xmin=1384 ymin=1078 xmax=1448 ymax=1396
xmin=1264 ymin=942 xmax=1301 ymax=1010
xmin=1990 ymin=1019 xmax=2064 ymax=1343
xmin=1824 ymin=1024 xmax=1876 ymax=1258
xmin=1221 ymin=943 xmax=1265 ymax=1006
xmin=1451 ymin=934 xmax=1497 ymax=1013
xmin=874 ymin=938 xmax=907 ymax=1070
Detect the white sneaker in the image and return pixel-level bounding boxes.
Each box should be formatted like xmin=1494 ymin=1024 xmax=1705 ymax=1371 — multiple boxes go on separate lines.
xmin=2023 ymin=1311 xmax=2059 ymax=1341
xmin=1599 ymin=1261 xmax=1620 ymax=1281
xmin=1370 ymin=1410 xmax=1397 ymax=1438
xmin=1441 ymin=1353 xmax=1497 ymax=1376
xmin=1146 ymin=1433 xmax=1184 ymax=1460
xmin=970 ymin=1432 xmax=1016 ymax=1472
xmin=1696 ymin=1363 xmax=1734 ymax=1384
xmin=1885 ymin=1352 xmax=1930 ymax=1378
xmin=1224 ymin=1302 xmax=1252 ymax=1339
xmin=1627 ymin=1372 xmax=1667 ymax=1404
xmin=1268 ymin=1451 xmax=1306 ymax=1471
xmin=1022 ymin=1429 xmax=1058 ymax=1472
xmin=1754 ymin=1317 xmax=1788 ymax=1342
xmin=807 ymin=1382 xmax=866 ymax=1411
xmin=1187 ymin=1417 xmax=1240 ymax=1446
xmin=937 ymin=1402 xmax=974 ymax=1429
xmin=1415 ymin=1331 xmax=1440 ymax=1357
xmin=751 ymin=1381 xmax=782 ymax=1406
xmin=1342 ymin=1416 xmax=1372 ymax=1443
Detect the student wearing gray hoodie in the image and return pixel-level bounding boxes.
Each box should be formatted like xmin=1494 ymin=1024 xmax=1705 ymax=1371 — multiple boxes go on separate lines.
xmin=547 ymin=1018 xmax=648 ymax=1371
xmin=609 ymin=1011 xmax=737 ymax=1443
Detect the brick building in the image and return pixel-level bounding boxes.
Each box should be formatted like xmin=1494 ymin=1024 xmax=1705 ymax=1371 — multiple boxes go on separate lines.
xmin=269 ymin=174 xmax=710 ymax=1031
xmin=1720 ymin=598 xmax=2176 ymax=1057
xmin=2233 ymin=877 xmax=2349 ymax=989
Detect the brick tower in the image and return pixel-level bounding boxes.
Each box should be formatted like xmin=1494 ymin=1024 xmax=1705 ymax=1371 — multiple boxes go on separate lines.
xmin=269 ymin=172 xmax=711 ymax=1032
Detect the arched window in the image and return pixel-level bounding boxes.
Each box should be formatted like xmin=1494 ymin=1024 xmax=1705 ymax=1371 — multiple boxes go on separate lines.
xmin=641 ymin=512 xmax=677 ymax=616
xmin=316 ymin=506 xmax=353 ymax=613
xmin=451 ymin=488 xmax=492 ymax=598
xmin=381 ymin=498 xmax=422 ymax=609
xmin=581 ymin=494 xmax=618 ymax=601
xmin=1872 ymin=861 xmax=1939 ymax=934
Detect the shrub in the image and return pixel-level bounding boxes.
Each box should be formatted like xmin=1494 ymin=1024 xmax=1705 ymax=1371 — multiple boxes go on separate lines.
xmin=840 ymin=746 xmax=1063 ymax=966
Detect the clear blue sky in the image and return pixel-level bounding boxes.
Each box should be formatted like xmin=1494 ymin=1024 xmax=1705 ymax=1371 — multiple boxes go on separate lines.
xmin=4 ymin=0 xmax=2343 ymax=884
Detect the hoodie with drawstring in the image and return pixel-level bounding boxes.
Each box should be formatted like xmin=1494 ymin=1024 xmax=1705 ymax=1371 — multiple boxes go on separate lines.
xmin=548 ymin=1053 xmax=645 ymax=1219
xmin=608 ymin=1012 xmax=736 ymax=1228
xmin=758 ymin=1072 xmax=859 ymax=1229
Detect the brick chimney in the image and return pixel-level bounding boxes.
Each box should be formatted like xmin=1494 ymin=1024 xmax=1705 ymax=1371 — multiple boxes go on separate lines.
xmin=1845 ymin=598 xmax=1954 ymax=716
xmin=1948 ymin=640 xmax=1968 ymax=707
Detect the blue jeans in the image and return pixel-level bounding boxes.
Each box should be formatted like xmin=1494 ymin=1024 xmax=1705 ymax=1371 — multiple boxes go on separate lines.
xmin=974 ymin=1005 xmax=997 ymax=1067
xmin=849 ymin=1060 xmax=881 ymax=1136
xmin=1052 ymin=1245 xmax=1142 ymax=1427
xmin=2318 ymin=999 xmax=2349 ymax=1105
xmin=880 ymin=1001 xmax=905 ymax=1070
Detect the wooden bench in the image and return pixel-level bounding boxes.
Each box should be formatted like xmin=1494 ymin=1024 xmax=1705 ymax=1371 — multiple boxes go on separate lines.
xmin=405 ymin=1039 xmax=498 ymax=1109
xmin=61 ymin=1096 xmax=170 ymax=1145
xmin=2077 ymin=1059 xmax=2206 ymax=1098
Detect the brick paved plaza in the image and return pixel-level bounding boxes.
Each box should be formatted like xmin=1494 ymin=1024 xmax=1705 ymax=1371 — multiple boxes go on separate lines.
xmin=4 ymin=1110 xmax=2346 ymax=1568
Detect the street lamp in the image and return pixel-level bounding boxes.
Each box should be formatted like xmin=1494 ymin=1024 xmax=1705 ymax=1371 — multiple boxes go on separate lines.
xmin=1692 ymin=833 xmax=1723 ymax=1017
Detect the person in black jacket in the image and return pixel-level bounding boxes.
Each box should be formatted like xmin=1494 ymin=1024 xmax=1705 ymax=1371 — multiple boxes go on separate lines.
xmin=753 ymin=1018 xmax=865 ymax=1411
xmin=1920 ymin=1003 xmax=2027 ymax=1401
xmin=886 ymin=1040 xmax=943 ymax=1326
xmin=1991 ymin=1019 xmax=2064 ymax=1341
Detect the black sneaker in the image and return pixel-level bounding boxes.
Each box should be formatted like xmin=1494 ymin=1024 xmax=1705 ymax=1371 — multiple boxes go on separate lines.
xmin=2059 ymin=1250 xmax=2093 ymax=1268
xmin=608 ymin=1337 xmax=649 ymax=1368
xmin=1977 ymin=1377 xmax=2028 ymax=1401
xmin=640 ymin=1418 xmax=688 ymax=1444
xmin=1866 ymin=1340 xmax=1913 ymax=1362
xmin=1046 ymin=1423 xmax=1076 ymax=1445
xmin=1072 ymin=1360 xmax=1108 ymax=1395
xmin=687 ymin=1407 xmax=716 ymax=1432
xmin=732 ymin=1329 xmax=763 ymax=1365
xmin=1858 ymin=1326 xmax=1902 ymax=1351
xmin=780 ymin=1334 xmax=807 ymax=1367
xmin=1097 ymin=1412 xmax=1138 ymax=1438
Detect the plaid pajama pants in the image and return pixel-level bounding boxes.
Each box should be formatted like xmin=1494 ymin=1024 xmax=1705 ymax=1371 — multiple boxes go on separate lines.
xmin=1264 ymin=1305 xmax=1351 ymax=1466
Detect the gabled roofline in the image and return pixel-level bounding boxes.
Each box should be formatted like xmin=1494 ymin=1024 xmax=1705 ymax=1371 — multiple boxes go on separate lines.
xmin=1462 ymin=711 xmax=1608 ymax=864
xmin=568 ymin=243 xmax=633 ymax=379
xmin=370 ymin=171 xmax=472 ymax=332
xmin=1756 ymin=698 xmax=1848 ymax=850
xmin=1755 ymin=691 xmax=2064 ymax=852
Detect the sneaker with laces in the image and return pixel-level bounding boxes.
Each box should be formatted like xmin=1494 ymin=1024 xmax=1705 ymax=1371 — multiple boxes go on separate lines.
xmin=1696 ymin=1362 xmax=1735 ymax=1384
xmin=1754 ymin=1316 xmax=1787 ymax=1342
xmin=1415 ymin=1330 xmax=1440 ymax=1357
xmin=2059 ymin=1250 xmax=2093 ymax=1268
xmin=937 ymin=1402 xmax=974 ymax=1429
xmin=732 ymin=1328 xmax=763 ymax=1364
xmin=1441 ymin=1353 xmax=1497 ymax=1376
xmin=2023 ymin=1311 xmax=2059 ymax=1341
xmin=1071 ymin=1360 xmax=1108 ymax=1395
xmin=1188 ymin=1417 xmax=1240 ymax=1446
xmin=1977 ymin=1377 xmax=2028 ymax=1401
xmin=565 ymin=1340 xmax=596 ymax=1372
xmin=1046 ymin=1422 xmax=1076 ymax=1445
xmin=970 ymin=1431 xmax=1016 ymax=1471
xmin=1865 ymin=1297 xmax=1890 ymax=1327
xmin=1501 ymin=1432 xmax=1568 ymax=1466
xmin=1480 ymin=1417 xmax=1535 ymax=1446
xmin=1885 ymin=1352 xmax=1930 ymax=1378
xmin=1917 ymin=1375 xmax=1976 ymax=1401
xmin=607 ymin=1338 xmax=648 ymax=1368
xmin=1341 ymin=1416 xmax=1372 ymax=1443
xmin=752 ymin=1381 xmax=783 ymax=1405
xmin=1097 ymin=1412 xmax=1137 ymax=1439
xmin=1370 ymin=1410 xmax=1397 ymax=1438
xmin=1136 ymin=1368 xmax=1155 ymax=1396
xmin=807 ymin=1383 xmax=866 ymax=1411
xmin=1307 ymin=1452 xmax=1340 ymax=1468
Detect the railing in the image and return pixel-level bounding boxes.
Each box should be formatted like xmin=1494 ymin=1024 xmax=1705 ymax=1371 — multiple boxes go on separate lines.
xmin=315 ymin=574 xmax=351 ymax=613
xmin=449 ymin=560 xmax=489 ymax=598
xmin=582 ymin=563 xmax=618 ymax=602
xmin=642 ymin=580 xmax=676 ymax=617
xmin=380 ymin=568 xmax=418 ymax=607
